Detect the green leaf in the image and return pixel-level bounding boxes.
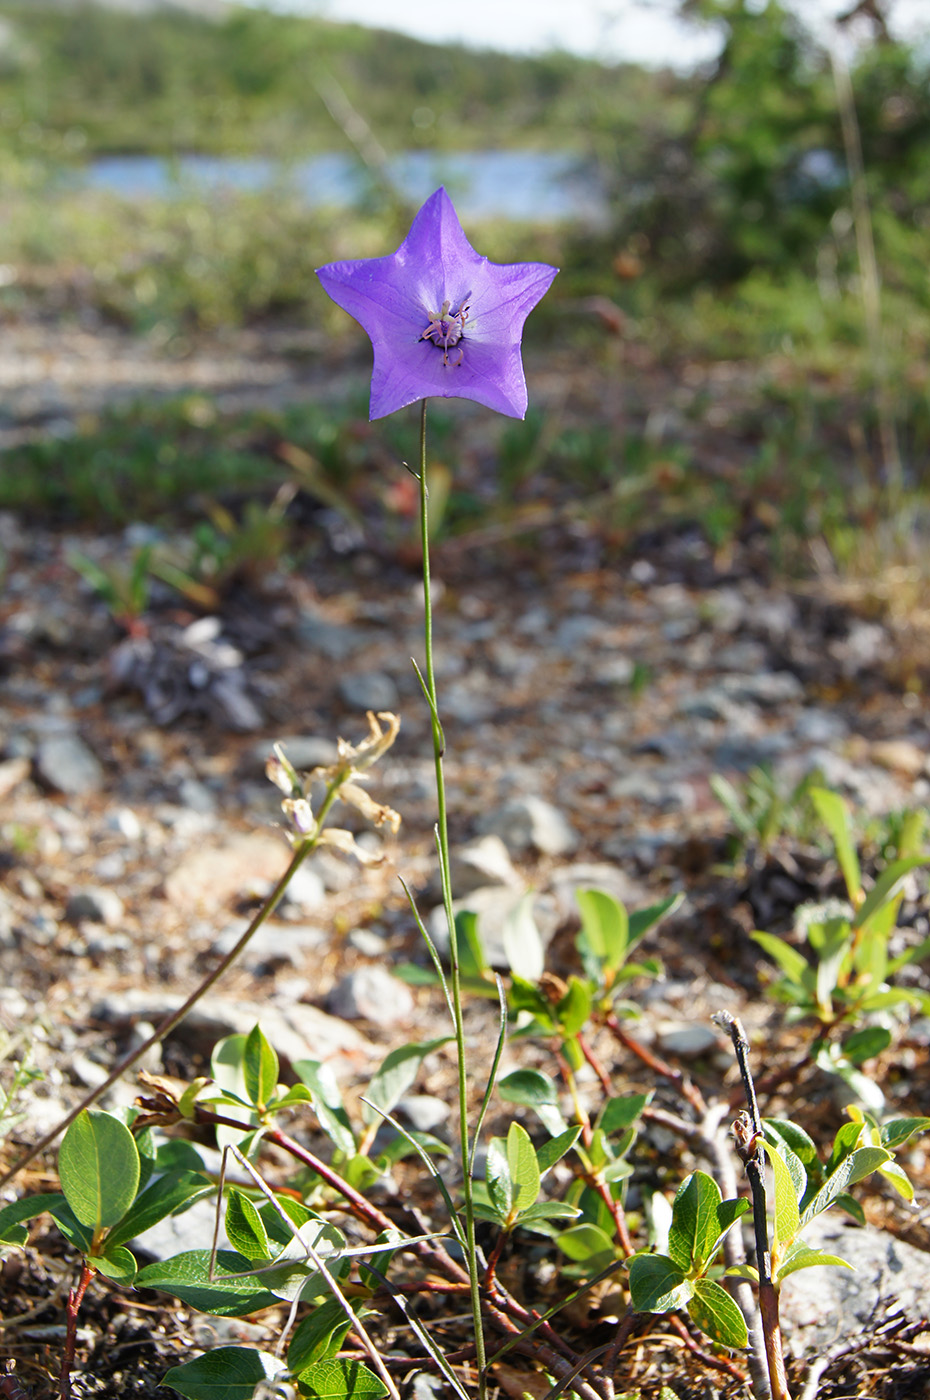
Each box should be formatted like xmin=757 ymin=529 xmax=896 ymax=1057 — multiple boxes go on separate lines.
xmin=225 ymin=1189 xmax=271 ymax=1264
xmin=502 ymin=893 xmax=544 ymax=983
xmin=668 ymin=1172 xmax=721 ymax=1273
xmin=627 ymin=893 xmax=684 ymax=947
xmin=576 ymin=888 xmax=628 ymax=970
xmin=841 ymin=1026 xmax=891 ymax=1067
xmin=800 ymin=1147 xmax=893 ymax=1227
xmin=506 ymin=1122 xmax=540 ymax=1214
xmin=48 ymin=1199 xmax=94 ymax=1254
xmin=853 ymin=856 xmax=930 ymax=931
xmin=773 ymin=1240 xmax=855 ymax=1284
xmin=554 ymin=1222 xmax=617 ymax=1263
xmin=294 ymin=1060 xmax=356 ymax=1155
xmin=761 ymin=1142 xmax=801 ymax=1252
xmin=878 ymin=1160 xmax=914 ymax=1201
xmin=811 ymin=787 xmax=861 ymax=903
xmin=688 ymin=1278 xmax=748 ymax=1349
xmin=242 ymin=1024 xmax=279 ymax=1109
xmin=93 ymin=1243 xmax=137 ymax=1283
xmin=297 ymin=1360 xmax=387 ymax=1400
xmin=164 ymin=1346 xmax=287 ymax=1400
xmin=210 ymin=1036 xmax=259 ymax=1148
xmin=107 ymin=1171 xmax=212 ymax=1249
xmin=362 ymin=1038 xmax=452 ymax=1126
xmin=599 ymin=1093 xmax=651 ymax=1137
xmin=135 ymin=1249 xmax=281 ymax=1316
xmin=288 ymin=1299 xmax=355 ymax=1373
xmin=535 ymin=1126 xmax=582 ymax=1176
xmin=58 ymin=1109 xmax=140 ymax=1233
xmin=498 ymin=1069 xmax=561 ymax=1112
xmin=0 ymin=1192 xmax=66 ymax=1247
xmin=881 ymin=1117 xmax=930 ymax=1151
xmin=557 ymin=976 xmax=592 ymax=1039
xmin=485 ymin=1137 xmax=512 ymax=1220
xmin=513 ymin=1201 xmax=581 ymax=1228
xmin=751 ymin=932 xmax=809 ymax=985
xmin=764 ymin=1120 xmax=822 ymax=1194
xmin=628 ymin=1253 xmax=692 ymax=1313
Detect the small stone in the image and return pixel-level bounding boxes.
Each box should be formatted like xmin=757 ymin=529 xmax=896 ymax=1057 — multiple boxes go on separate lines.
xmin=450 ymin=835 xmax=521 ymax=898
xmin=35 ymin=732 xmax=104 ymax=795
xmin=479 ymin=796 xmax=578 ymax=858
xmin=177 ymin=777 xmax=217 ymax=814
xmin=427 ymin=885 xmax=558 ymax=968
xmin=278 ymin=865 xmax=326 ymax=915
xmin=870 ymin=738 xmax=927 ymax=779
xmin=328 ymin=967 xmax=415 ymax=1028
xmin=297 ymin=611 xmax=365 ymax=661
xmin=213 ymin=919 xmax=325 ymax=969
xmin=656 ymin=1023 xmax=721 ymax=1059
xmin=339 ymin=671 xmax=399 ymax=713
xmin=396 ymin=1094 xmax=450 ymax=1133
xmin=348 ymin=927 xmax=388 ymax=957
xmin=550 ymin=863 xmax=650 ymax=922
xmin=65 ymin=887 xmax=125 ymax=929
xmin=0 ymin=756 xmax=30 ymax=801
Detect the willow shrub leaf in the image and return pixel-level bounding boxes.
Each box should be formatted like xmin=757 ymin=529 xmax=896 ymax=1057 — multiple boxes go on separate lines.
xmin=497 ymin=1068 xmax=567 ymax=1136
xmin=93 ymin=1242 xmax=137 ymax=1283
xmin=764 ymin=1119 xmax=822 ymax=1201
xmin=506 ymin=1122 xmax=540 ymax=1214
xmin=688 ymin=1277 xmax=748 ymax=1350
xmin=881 ymin=1117 xmax=930 ymax=1150
xmin=513 ymin=1201 xmax=581 ymax=1229
xmin=599 ymin=1093 xmax=652 ymax=1137
xmin=294 ymin=1060 xmax=356 ymax=1155
xmin=811 ymin=786 xmax=861 ymax=902
xmin=576 ymin=888 xmax=629 ymax=970
xmin=761 ymin=1142 xmax=801 ymax=1253
xmin=485 ymin=1136 xmax=512 ymax=1220
xmin=853 ymin=855 xmax=930 ymax=931
xmin=58 ymin=1109 xmax=140 ymax=1233
xmin=628 ymin=1253 xmax=693 ymax=1313
xmin=536 ymin=1126 xmax=582 ymax=1175
xmin=288 ymin=1299 xmax=356 ymax=1373
xmin=107 ymin=1170 xmax=213 ymax=1250
xmin=135 ymin=1249 xmax=281 ymax=1316
xmin=751 ymin=932 xmax=809 ymax=987
xmin=502 ymin=893 xmax=544 ymax=983
xmin=800 ymin=1146 xmax=892 ymax=1227
xmin=555 ymin=1222 xmax=617 ymax=1265
xmin=242 ymin=1024 xmax=279 ymax=1110
xmin=668 ymin=1173 xmax=749 ymax=1273
xmin=842 ymin=1026 xmax=892 ymax=1066
xmin=628 ymin=892 xmax=684 ymax=945
xmin=297 ymin=1359 xmax=387 ymax=1400
xmin=163 ymin=1345 xmax=287 ymax=1400
xmin=0 ymin=1191 xmax=66 ymax=1247
xmin=557 ymin=977 xmax=592 ymax=1039
xmin=362 ymin=1037 xmax=452 ymax=1126
xmin=225 ymin=1189 xmax=271 ymax=1264
xmin=774 ymin=1240 xmax=856 ymax=1285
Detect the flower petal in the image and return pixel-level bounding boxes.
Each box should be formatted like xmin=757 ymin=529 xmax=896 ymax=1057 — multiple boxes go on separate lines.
xmin=317 ymin=187 xmax=557 ymax=420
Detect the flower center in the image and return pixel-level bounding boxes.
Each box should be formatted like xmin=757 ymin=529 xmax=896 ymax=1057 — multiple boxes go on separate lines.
xmin=419 ymin=295 xmax=471 ymax=367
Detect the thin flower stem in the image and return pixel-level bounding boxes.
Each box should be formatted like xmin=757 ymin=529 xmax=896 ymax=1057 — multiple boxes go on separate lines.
xmin=416 ymin=398 xmax=488 ymax=1397
xmin=0 ymin=778 xmax=345 ymax=1193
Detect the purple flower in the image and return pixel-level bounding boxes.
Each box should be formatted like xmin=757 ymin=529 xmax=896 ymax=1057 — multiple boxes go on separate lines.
xmin=316 ymin=188 xmax=557 ymax=420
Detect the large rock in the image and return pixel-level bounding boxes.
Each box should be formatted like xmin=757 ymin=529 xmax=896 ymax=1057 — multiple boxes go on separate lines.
xmin=478 ymin=796 xmax=578 ymax=858
xmin=779 ymin=1214 xmax=930 ymax=1356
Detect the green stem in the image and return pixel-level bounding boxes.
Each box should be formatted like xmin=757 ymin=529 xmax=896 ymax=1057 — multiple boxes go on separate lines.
xmin=417 ymin=398 xmax=488 ymax=1397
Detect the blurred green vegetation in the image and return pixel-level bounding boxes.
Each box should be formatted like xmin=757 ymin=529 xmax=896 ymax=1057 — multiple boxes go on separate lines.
xmin=0 ymin=0 xmax=928 ymax=597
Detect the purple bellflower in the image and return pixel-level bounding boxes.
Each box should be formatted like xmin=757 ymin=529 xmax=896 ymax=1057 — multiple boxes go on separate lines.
xmin=316 ymin=187 xmax=558 ymax=420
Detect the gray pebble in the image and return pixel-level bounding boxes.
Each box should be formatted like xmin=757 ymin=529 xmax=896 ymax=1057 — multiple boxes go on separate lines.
xmin=328 ymin=967 xmax=414 ymax=1028
xmin=479 ymin=796 xmax=578 ymax=858
xmin=339 ymin=671 xmax=400 ymax=713
xmin=35 ymin=732 xmax=104 ymax=795
xmin=65 ymin=887 xmax=125 ymax=928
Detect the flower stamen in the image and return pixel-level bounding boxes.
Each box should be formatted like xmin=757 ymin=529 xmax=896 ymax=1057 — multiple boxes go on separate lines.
xmin=420 ymin=294 xmax=471 ymax=367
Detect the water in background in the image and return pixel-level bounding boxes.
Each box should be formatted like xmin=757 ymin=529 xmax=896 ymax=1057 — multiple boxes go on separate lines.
xmin=74 ymin=149 xmax=609 ymax=225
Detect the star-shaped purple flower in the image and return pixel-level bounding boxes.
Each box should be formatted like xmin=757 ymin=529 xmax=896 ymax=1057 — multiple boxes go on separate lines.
xmin=316 ymin=187 xmax=558 ymax=420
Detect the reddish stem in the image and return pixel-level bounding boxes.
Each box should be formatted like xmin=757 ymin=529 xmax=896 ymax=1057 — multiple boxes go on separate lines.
xmin=604 ymin=1013 xmax=707 ymax=1115
xmin=667 ymin=1315 xmax=749 ymax=1383
xmin=60 ymin=1261 xmax=94 ymax=1400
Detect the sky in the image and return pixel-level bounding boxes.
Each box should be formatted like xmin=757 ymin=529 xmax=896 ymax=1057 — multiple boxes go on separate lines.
xmin=259 ymin=0 xmax=929 ymax=68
